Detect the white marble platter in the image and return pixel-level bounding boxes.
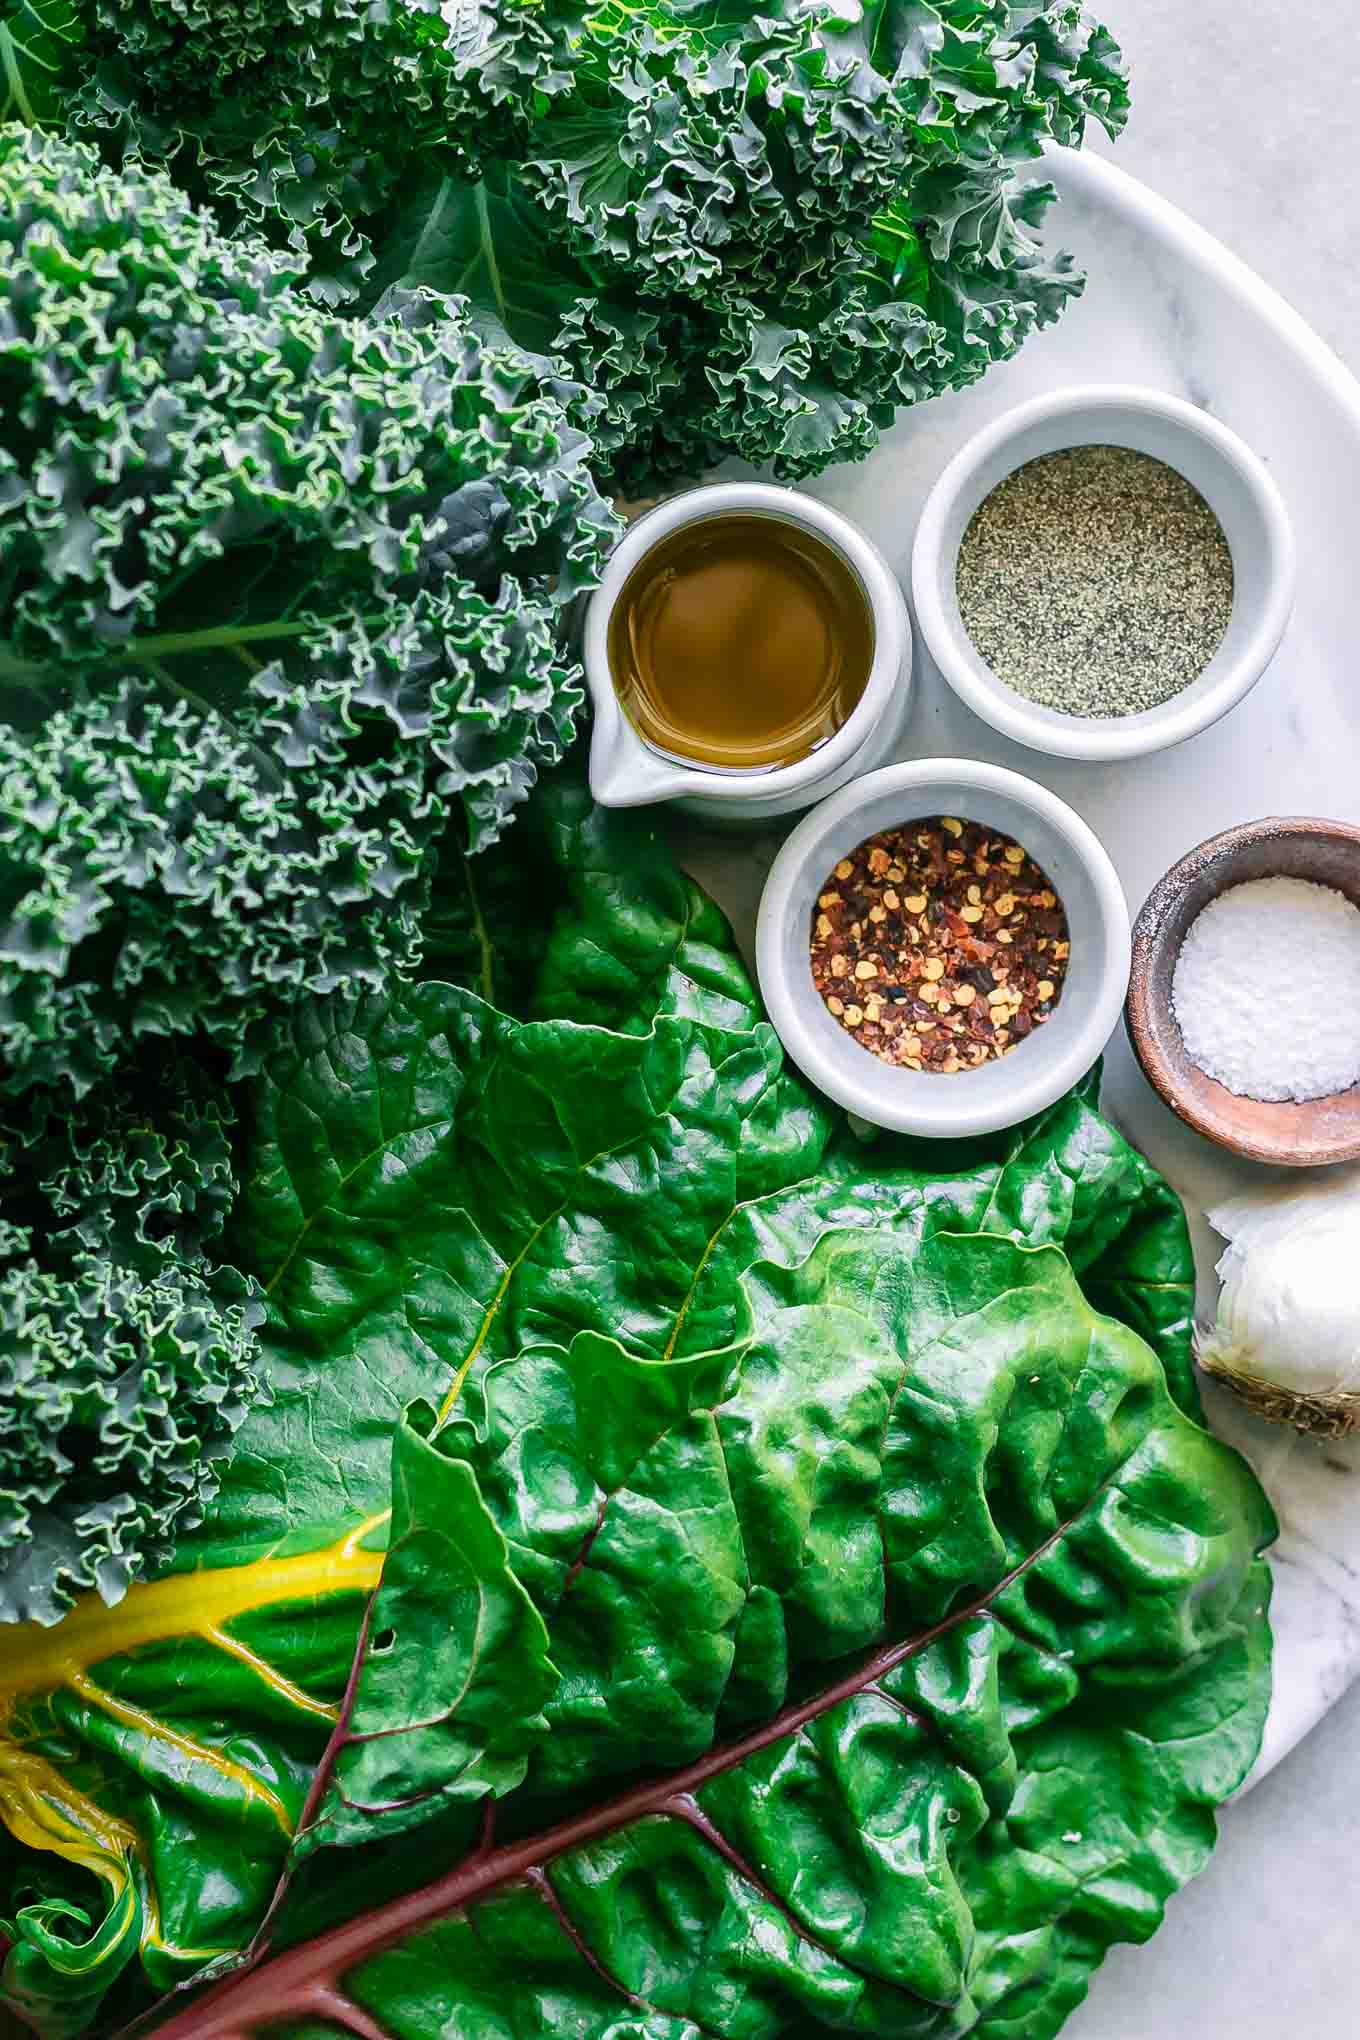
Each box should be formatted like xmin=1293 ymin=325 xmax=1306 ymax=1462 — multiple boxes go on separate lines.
xmin=676 ymin=148 xmax=1360 ymax=1789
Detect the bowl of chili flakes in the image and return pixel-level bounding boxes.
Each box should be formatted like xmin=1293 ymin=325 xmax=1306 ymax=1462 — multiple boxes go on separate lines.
xmin=755 ymin=758 xmax=1130 ymax=1138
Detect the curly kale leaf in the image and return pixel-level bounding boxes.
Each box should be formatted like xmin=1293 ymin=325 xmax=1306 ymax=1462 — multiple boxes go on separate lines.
xmin=53 ymin=1 xmax=1128 ymax=482
xmin=0 ymin=1058 xmax=263 ymax=1626
xmin=71 ymin=0 xmax=461 ymax=302
xmin=0 ymin=126 xmax=617 ymax=1100
xmin=359 ymin=160 xmax=1066 ymax=491
xmin=424 ymin=0 xmax=1132 ymax=481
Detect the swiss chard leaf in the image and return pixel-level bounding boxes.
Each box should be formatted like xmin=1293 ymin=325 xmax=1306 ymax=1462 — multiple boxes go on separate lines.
xmin=300 ymin=1403 xmax=558 ymax=1856
xmin=0 ymin=795 xmax=1252 ymax=2040
xmin=145 ymin=1229 xmax=1272 ymax=2040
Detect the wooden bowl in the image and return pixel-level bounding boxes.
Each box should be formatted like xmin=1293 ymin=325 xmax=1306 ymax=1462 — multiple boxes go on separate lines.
xmin=1126 ymin=816 xmax=1360 ymax=1166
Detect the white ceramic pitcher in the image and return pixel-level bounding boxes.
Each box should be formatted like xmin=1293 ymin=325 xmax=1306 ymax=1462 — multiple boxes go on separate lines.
xmin=583 ymin=482 xmax=912 ymax=822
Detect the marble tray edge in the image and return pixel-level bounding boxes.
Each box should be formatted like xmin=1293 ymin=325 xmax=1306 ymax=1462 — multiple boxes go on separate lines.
xmin=1051 ymin=148 xmax=1360 ymax=429
xmin=1058 ymin=145 xmax=1360 ymax=1791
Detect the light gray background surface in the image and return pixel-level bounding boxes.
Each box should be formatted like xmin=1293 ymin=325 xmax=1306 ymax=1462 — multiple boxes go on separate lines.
xmin=1069 ymin=4 xmax=1360 ymax=2034
xmin=1086 ymin=0 xmax=1359 ymax=367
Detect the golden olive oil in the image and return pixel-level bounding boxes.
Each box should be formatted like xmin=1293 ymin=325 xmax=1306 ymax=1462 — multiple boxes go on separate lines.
xmin=608 ymin=514 xmax=874 ymax=770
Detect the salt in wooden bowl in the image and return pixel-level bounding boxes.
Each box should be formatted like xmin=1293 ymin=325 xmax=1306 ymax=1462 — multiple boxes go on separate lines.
xmin=1126 ymin=816 xmax=1360 ymax=1165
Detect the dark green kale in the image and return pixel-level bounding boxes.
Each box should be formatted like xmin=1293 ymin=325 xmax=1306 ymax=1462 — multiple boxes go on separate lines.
xmin=0 ymin=1056 xmax=262 ymax=1624
xmin=73 ymin=0 xmax=460 ymax=302
xmin=0 ymin=123 xmax=617 ymax=1100
xmin=57 ymin=1 xmax=1129 ymax=487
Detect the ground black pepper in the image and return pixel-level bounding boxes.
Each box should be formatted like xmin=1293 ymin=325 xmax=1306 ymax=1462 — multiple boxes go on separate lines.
xmin=955 ymin=445 xmax=1234 ymax=718
xmin=809 ymin=816 xmax=1070 ymax=1073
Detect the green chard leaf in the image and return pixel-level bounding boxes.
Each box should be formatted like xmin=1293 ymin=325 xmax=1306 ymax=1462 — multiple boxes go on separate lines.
xmin=0 ymin=791 xmax=1266 ymax=2040
xmin=298 ymin=1404 xmax=557 ymax=1856
xmin=136 ymin=1224 xmax=1272 ymax=2040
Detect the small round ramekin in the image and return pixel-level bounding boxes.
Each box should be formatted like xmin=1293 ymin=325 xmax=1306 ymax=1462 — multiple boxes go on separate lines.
xmin=756 ymin=759 xmax=1130 ymax=1138
xmin=911 ymin=385 xmax=1296 ymax=763
xmin=1127 ymin=816 xmax=1360 ymax=1167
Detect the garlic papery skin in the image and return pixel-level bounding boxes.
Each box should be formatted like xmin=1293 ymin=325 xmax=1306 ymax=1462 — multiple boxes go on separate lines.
xmin=1198 ymin=1170 xmax=1360 ymax=1435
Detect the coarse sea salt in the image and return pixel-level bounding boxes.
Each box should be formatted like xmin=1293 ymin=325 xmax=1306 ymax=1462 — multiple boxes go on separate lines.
xmin=1172 ymin=876 xmax=1360 ymax=1103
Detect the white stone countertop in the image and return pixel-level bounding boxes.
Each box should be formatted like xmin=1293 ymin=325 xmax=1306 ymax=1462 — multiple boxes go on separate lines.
xmin=1070 ymin=5 xmax=1360 ymax=2033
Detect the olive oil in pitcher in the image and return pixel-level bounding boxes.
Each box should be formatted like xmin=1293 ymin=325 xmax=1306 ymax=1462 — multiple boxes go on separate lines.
xmin=607 ymin=514 xmax=874 ymax=770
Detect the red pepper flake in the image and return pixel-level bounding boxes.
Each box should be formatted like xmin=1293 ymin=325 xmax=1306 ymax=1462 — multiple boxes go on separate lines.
xmin=808 ymin=816 xmax=1070 ymax=1073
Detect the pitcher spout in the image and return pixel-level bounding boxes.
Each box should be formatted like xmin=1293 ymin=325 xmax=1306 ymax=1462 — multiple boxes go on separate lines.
xmin=588 ymin=719 xmax=704 ymax=808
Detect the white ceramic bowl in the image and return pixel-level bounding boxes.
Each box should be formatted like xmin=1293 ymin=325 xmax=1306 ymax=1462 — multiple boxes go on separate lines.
xmin=756 ymin=759 xmax=1131 ymax=1138
xmin=911 ymin=385 xmax=1296 ymax=763
xmin=584 ymin=482 xmax=911 ymax=822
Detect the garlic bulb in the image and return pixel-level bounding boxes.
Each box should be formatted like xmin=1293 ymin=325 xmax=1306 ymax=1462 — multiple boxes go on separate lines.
xmin=1199 ymin=1168 xmax=1360 ymax=1436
